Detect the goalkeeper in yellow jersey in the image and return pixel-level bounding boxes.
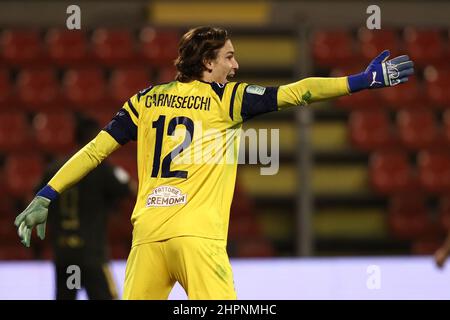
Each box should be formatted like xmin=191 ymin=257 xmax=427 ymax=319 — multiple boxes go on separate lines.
xmin=15 ymin=26 xmax=414 ymax=299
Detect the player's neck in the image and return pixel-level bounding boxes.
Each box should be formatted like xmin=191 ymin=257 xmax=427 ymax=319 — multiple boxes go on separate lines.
xmin=201 ymin=73 xmax=214 ymax=83
xmin=201 ymin=72 xmax=225 ymax=84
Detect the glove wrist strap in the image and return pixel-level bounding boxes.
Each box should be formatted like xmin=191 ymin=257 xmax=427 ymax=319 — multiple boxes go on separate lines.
xmin=36 ymin=185 xmax=59 ymax=202
xmin=347 ymin=72 xmax=368 ymax=93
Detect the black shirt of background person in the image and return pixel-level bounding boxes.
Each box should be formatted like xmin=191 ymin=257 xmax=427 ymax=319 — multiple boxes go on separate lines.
xmin=39 ymin=159 xmax=131 ymax=266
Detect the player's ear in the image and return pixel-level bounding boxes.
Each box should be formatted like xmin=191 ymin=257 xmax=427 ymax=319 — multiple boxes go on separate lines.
xmin=203 ymin=58 xmax=213 ymax=73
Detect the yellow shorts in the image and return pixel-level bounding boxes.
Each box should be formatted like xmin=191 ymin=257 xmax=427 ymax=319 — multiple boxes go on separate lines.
xmin=122 ymin=236 xmax=237 ymax=300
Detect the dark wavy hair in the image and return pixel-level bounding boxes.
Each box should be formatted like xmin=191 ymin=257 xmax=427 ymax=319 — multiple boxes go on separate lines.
xmin=175 ymin=26 xmax=229 ymax=82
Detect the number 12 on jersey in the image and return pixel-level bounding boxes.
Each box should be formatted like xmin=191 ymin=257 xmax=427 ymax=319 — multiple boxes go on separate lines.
xmin=151 ymin=115 xmax=194 ymax=179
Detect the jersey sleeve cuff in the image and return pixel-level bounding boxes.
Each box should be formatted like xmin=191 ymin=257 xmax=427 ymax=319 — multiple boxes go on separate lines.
xmin=347 ymin=72 xmax=368 ymax=93
xmin=36 ymin=185 xmax=59 ymax=202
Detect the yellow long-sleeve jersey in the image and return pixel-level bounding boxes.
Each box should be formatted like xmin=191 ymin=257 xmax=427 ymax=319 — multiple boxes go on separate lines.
xmin=47 ymin=77 xmax=349 ymax=247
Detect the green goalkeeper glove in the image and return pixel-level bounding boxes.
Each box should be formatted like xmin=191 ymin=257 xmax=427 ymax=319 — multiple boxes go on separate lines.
xmin=14 ymin=196 xmax=50 ymax=247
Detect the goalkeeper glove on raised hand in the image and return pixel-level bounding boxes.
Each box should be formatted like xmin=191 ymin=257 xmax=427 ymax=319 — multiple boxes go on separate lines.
xmin=347 ymin=50 xmax=414 ymax=93
xmin=14 ymin=185 xmax=58 ymax=247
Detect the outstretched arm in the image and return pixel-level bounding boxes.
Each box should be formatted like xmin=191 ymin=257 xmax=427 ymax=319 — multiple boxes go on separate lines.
xmin=14 ymin=104 xmax=138 ymax=247
xmin=278 ymin=76 xmax=349 ymax=108
xmin=278 ymin=50 xmax=414 ymax=108
xmin=47 ymin=130 xmax=121 ymax=194
xmin=230 ymin=50 xmax=414 ymax=122
xmin=14 ymin=131 xmax=121 ymax=247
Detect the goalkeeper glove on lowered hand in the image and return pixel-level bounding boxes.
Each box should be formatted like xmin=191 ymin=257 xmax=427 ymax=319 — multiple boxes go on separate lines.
xmin=14 ymin=196 xmax=49 ymax=247
xmin=14 ymin=185 xmax=58 ymax=247
xmin=347 ymin=50 xmax=415 ymax=93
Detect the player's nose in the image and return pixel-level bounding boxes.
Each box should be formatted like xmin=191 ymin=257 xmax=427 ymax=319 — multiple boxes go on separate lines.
xmin=233 ymin=59 xmax=239 ymax=70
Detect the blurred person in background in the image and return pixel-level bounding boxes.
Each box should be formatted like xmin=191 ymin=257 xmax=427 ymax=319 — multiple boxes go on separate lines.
xmin=15 ymin=26 xmax=414 ymax=300
xmin=37 ymin=116 xmax=135 ymax=300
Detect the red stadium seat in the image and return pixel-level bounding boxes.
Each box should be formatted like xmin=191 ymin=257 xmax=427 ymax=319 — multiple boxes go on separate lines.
xmin=397 ymin=109 xmax=441 ymax=150
xmin=446 ymin=29 xmax=450 ymax=63
xmin=411 ymin=223 xmax=445 ymax=255
xmin=379 ymin=76 xmax=423 ymax=109
xmin=114 ymin=195 xmax=135 ymax=222
xmin=438 ymin=196 xmax=450 ymax=231
xmin=331 ymin=66 xmax=380 ymax=109
xmin=83 ymin=110 xmax=114 ymax=128
xmin=312 ymin=30 xmax=357 ymax=68
xmin=110 ymin=67 xmax=151 ymax=105
xmin=424 ymin=66 xmax=450 ymax=109
xmin=0 ymin=167 xmax=8 ymax=197
xmin=0 ymin=111 xmax=32 ymax=152
xmin=139 ymin=28 xmax=179 ymax=66
xmin=32 ymin=112 xmax=76 ymax=155
xmin=388 ymin=195 xmax=429 ymax=240
xmin=63 ymin=67 xmax=108 ymax=110
xmin=17 ymin=67 xmax=61 ymax=111
xmin=111 ymin=140 xmax=136 ymax=158
xmin=5 ymin=153 xmax=44 ymax=199
xmin=108 ymin=214 xmax=132 ymax=245
xmin=109 ymin=243 xmax=129 ymax=260
xmin=442 ymin=110 xmax=450 ymax=146
xmin=0 ymin=225 xmax=18 ymax=244
xmin=39 ymin=245 xmax=53 ymax=260
xmin=228 ymin=215 xmax=261 ymax=240
xmin=0 ymin=215 xmax=19 ymax=243
xmin=92 ymin=28 xmax=135 ymax=66
xmin=1 ymin=29 xmax=46 ymax=66
xmin=404 ymin=28 xmax=445 ymax=68
xmin=0 ymin=69 xmax=13 ymax=109
xmin=349 ymin=110 xmax=396 ymax=151
xmin=0 ymin=181 xmax=14 ymax=215
xmin=157 ymin=65 xmax=177 ymax=83
xmin=412 ymin=236 xmax=443 ymax=255
xmin=46 ymin=29 xmax=89 ymax=66
xmin=417 ymin=150 xmax=450 ymax=194
xmin=357 ymin=28 xmax=400 ymax=61
xmin=236 ymin=238 xmax=275 ymax=257
xmin=369 ymin=150 xmax=416 ymax=195
xmin=0 ymin=244 xmax=34 ymax=260
xmin=230 ymin=182 xmax=257 ymax=218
